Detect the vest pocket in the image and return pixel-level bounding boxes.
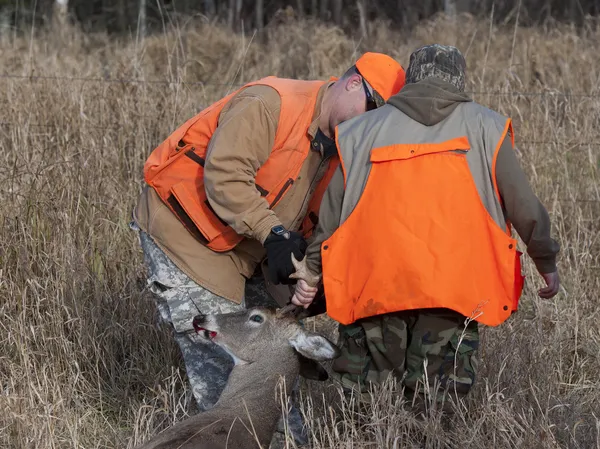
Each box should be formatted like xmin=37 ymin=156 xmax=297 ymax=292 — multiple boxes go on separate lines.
xmin=269 ymin=178 xmax=294 ymax=208
xmin=370 ymin=137 xmax=471 ymax=162
xmin=165 ymin=194 xmax=208 ymax=245
xmin=170 ymin=182 xmax=226 ymax=243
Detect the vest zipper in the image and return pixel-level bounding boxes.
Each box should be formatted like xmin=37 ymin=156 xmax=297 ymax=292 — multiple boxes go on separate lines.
xmin=270 ymin=178 xmax=294 ymax=208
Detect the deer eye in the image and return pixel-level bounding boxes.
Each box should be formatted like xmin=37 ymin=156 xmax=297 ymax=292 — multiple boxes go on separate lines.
xmin=249 ymin=314 xmax=264 ymax=323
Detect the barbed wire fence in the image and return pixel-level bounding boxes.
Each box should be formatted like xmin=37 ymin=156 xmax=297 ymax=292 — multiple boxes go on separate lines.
xmin=3 ymin=72 xmax=600 ymax=96
xmin=1 ymin=73 xmax=598 ymax=204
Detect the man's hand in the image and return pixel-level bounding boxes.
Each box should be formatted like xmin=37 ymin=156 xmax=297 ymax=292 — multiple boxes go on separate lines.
xmin=264 ymin=227 xmax=308 ymax=285
xmin=291 ymin=279 xmax=319 ymax=309
xmin=538 ymin=271 xmax=560 ymax=299
xmin=288 ymin=253 xmax=322 ymax=309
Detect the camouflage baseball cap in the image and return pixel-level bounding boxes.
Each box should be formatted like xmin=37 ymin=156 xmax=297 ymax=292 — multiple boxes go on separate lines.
xmin=405 ymin=44 xmax=467 ymax=92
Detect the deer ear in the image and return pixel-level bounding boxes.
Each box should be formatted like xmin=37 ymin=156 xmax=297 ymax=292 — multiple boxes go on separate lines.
xmin=298 ymin=354 xmax=329 ymax=381
xmin=289 ymin=329 xmax=340 ymax=362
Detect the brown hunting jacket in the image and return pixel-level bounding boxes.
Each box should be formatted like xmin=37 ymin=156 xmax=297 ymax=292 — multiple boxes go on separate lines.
xmin=134 ymin=82 xmax=336 ymax=303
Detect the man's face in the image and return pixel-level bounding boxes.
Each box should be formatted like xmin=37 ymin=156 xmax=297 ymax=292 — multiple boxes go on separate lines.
xmin=328 ymin=73 xmax=377 ymax=131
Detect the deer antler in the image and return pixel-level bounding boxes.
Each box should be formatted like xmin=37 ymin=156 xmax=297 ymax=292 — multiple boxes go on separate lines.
xmin=288 ymin=253 xmax=321 ymax=287
xmin=278 ymin=303 xmax=300 ymax=317
xmin=278 ymin=302 xmax=312 ymax=321
xmin=276 ymin=255 xmax=322 ymax=320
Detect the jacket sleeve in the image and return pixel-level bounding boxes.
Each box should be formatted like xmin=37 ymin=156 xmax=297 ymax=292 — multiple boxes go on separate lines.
xmin=304 ymin=165 xmax=346 ymax=274
xmin=204 ymin=85 xmax=283 ymax=244
xmin=495 ymin=134 xmax=560 ymax=273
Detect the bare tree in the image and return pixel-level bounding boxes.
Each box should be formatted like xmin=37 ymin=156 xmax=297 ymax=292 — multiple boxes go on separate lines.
xmin=204 ymin=0 xmax=216 ymax=18
xmin=311 ymin=0 xmax=318 ymax=16
xmin=137 ymin=0 xmax=146 ymax=38
xmin=319 ymin=0 xmax=329 ymax=18
xmin=228 ymin=0 xmax=242 ymax=30
xmin=117 ymin=0 xmax=127 ymax=32
xmin=53 ymin=0 xmax=68 ymax=26
xmin=0 ymin=5 xmax=11 ymax=43
xmin=444 ymin=0 xmax=457 ymax=16
xmin=332 ymin=0 xmax=342 ymax=25
xmin=256 ymin=0 xmax=263 ymax=30
xmin=356 ymin=0 xmax=367 ymax=38
xmin=296 ymin=0 xmax=305 ymax=18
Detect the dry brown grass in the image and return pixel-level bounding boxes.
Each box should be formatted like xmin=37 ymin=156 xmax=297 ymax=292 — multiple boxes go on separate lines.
xmin=0 ymin=12 xmax=598 ymax=449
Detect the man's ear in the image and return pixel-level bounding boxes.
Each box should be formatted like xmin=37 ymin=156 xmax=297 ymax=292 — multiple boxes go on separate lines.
xmin=289 ymin=329 xmax=340 ymax=362
xmin=345 ymin=73 xmax=363 ymax=92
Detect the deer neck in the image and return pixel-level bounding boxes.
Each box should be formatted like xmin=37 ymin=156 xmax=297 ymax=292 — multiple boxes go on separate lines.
xmin=215 ymin=348 xmax=300 ymax=443
xmin=218 ymin=349 xmax=299 ymax=406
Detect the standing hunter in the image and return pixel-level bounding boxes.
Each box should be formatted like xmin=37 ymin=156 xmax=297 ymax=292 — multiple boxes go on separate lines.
xmin=130 ymin=52 xmax=406 ymax=443
xmin=291 ymin=44 xmax=560 ymax=411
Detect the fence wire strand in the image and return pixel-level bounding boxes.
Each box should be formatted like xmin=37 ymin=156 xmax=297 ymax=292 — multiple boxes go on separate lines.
xmin=1 ymin=74 xmax=598 ymax=204
xmin=3 ymin=72 xmax=600 ymax=97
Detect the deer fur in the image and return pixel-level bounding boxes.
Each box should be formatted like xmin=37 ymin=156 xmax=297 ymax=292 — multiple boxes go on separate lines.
xmin=135 ymin=305 xmax=339 ymax=449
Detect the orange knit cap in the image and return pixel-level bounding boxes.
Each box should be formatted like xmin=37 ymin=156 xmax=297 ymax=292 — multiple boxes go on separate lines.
xmin=355 ymin=52 xmax=406 ymax=106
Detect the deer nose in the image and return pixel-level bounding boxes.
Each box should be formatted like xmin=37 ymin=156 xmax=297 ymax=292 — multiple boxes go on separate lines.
xmin=193 ymin=314 xmax=206 ymax=328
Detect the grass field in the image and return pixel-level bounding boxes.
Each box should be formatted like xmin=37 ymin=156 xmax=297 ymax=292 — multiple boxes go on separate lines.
xmin=0 ymin=12 xmax=599 ymax=449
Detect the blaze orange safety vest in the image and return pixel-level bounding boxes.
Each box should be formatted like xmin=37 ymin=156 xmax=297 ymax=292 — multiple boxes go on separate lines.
xmin=143 ymin=77 xmax=339 ymax=252
xmin=322 ymin=133 xmax=525 ymax=327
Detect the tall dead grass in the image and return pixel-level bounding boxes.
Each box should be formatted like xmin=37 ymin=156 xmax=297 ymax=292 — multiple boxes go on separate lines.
xmin=0 ymin=12 xmax=598 ymax=449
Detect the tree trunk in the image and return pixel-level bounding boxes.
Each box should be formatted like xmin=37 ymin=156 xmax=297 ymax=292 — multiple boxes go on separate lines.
xmin=456 ymin=0 xmax=473 ymax=14
xmin=332 ymin=0 xmax=342 ymax=25
xmin=138 ymin=0 xmax=146 ymax=38
xmin=235 ymin=0 xmax=243 ymax=30
xmin=357 ymin=0 xmax=368 ymax=38
xmin=311 ymin=0 xmax=318 ymax=16
xmin=0 ymin=7 xmax=11 ymax=44
xmin=117 ymin=0 xmax=127 ymax=33
xmin=397 ymin=0 xmax=418 ymax=26
xmin=255 ymin=0 xmax=264 ymax=30
xmin=296 ymin=0 xmax=305 ymax=18
xmin=54 ymin=0 xmax=68 ymax=25
xmin=52 ymin=0 xmax=69 ymax=35
xmin=228 ymin=0 xmax=235 ymax=29
xmin=444 ymin=0 xmax=457 ymax=16
xmin=320 ymin=0 xmax=329 ymax=19
xmin=204 ymin=0 xmax=216 ymax=18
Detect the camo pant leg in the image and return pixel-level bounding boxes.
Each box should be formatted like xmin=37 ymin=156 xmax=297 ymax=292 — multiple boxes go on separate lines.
xmin=244 ymin=274 xmax=280 ymax=309
xmin=331 ymin=314 xmax=412 ymax=396
xmin=404 ymin=308 xmax=479 ymax=403
xmin=330 ymin=309 xmax=478 ymax=406
xmin=132 ymin=225 xmax=245 ymax=411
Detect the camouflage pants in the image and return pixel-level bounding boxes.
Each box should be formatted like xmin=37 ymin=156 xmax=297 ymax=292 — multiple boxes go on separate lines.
xmin=332 ymin=308 xmax=479 ymax=406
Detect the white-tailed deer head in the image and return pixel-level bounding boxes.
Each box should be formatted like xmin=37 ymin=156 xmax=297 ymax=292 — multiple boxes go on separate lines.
xmin=192 ymin=306 xmax=339 ymax=367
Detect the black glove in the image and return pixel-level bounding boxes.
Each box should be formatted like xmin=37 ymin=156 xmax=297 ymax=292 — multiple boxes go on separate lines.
xmin=264 ymin=227 xmax=308 ymax=285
